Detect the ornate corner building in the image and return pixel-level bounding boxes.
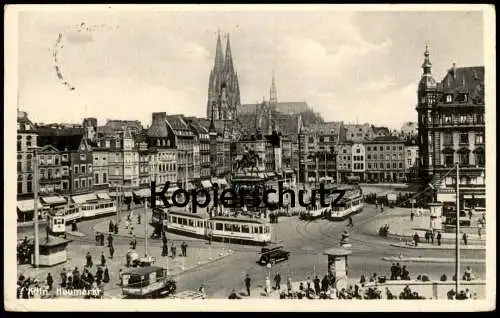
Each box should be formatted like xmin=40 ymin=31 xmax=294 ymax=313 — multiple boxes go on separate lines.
xmin=416 ymin=46 xmax=485 ymax=211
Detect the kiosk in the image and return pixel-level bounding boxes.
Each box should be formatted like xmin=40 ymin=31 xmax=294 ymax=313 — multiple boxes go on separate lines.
xmin=428 ymin=202 xmax=443 ymax=232
xmin=323 ymin=248 xmax=352 ymax=291
xmin=37 ymin=235 xmax=72 ymax=267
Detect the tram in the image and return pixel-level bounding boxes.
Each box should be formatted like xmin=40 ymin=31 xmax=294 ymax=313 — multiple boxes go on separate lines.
xmin=47 ymin=210 xmax=67 ymax=237
xmin=152 ymin=207 xmax=272 ymax=245
xmin=327 ymin=186 xmax=364 ymax=221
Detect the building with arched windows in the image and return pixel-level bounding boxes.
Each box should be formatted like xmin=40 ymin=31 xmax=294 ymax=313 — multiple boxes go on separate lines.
xmin=416 ymin=46 xmax=485 ymax=210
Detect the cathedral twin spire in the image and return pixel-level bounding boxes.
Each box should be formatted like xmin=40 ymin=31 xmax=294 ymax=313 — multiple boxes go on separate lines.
xmin=207 ymin=32 xmax=240 ymax=121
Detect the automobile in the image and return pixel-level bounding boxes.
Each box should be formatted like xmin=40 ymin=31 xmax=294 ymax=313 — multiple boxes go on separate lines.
xmin=258 ymin=244 xmax=290 ymax=265
xmin=121 ymin=266 xmax=176 ymax=298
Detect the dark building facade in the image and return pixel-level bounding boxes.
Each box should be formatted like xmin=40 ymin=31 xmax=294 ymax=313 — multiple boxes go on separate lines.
xmin=416 ymin=46 xmax=485 ymax=209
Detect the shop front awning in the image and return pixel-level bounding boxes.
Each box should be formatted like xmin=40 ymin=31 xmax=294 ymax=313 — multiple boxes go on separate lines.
xmin=17 ymin=199 xmax=43 ymax=213
xmin=72 ymin=193 xmax=98 ymax=204
xmin=201 ymin=180 xmax=212 ymax=189
xmin=133 ymin=189 xmax=151 ymax=197
xmin=96 ymin=192 xmax=111 ymax=200
xmin=40 ymin=196 xmax=67 ymax=205
xmin=437 ymin=193 xmax=456 ymax=203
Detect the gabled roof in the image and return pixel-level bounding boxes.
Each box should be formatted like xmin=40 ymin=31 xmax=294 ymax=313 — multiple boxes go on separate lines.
xmin=38 ymin=133 xmax=87 ymax=151
xmin=166 ymin=115 xmax=192 ymax=133
xmin=440 ymin=66 xmax=484 ymax=94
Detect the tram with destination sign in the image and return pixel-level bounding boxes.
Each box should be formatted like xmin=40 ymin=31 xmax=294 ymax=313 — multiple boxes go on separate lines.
xmin=152 ymin=207 xmax=272 ymax=245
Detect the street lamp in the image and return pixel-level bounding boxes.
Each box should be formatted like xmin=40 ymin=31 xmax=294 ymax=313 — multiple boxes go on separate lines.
xmin=28 ymin=146 xmax=41 ymax=268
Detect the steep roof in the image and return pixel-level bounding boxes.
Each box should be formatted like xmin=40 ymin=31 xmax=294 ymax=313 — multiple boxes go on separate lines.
xmin=239 ymin=101 xmax=311 ymax=115
xmin=439 ymin=66 xmax=484 ymax=104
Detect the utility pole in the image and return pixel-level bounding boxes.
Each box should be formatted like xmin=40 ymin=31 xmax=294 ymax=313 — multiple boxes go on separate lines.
xmin=455 ymin=162 xmax=460 ymax=297
xmin=32 ymin=147 xmax=40 ymax=268
xmin=144 ymin=199 xmax=148 ymax=256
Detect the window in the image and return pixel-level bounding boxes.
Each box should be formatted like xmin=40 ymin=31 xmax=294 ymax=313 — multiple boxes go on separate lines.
xmin=373 ymin=146 xmax=377 ymax=151
xmin=356 ymin=149 xmax=360 ymax=154
xmin=392 ymin=154 xmax=396 ymax=160
xmin=407 ymin=159 xmax=412 ymax=166
xmin=367 ymin=146 xmax=371 ymax=151
xmin=475 ymin=133 xmax=484 ymax=145
xmin=368 ymin=163 xmax=371 ymax=169
xmin=399 ymin=162 xmax=403 ymax=169
xmin=74 ymin=165 xmax=79 ymax=174
xmin=476 ymin=153 xmax=485 ymax=166
xmin=392 ymin=162 xmax=397 ymax=169
xmin=215 ymin=223 xmax=223 ymax=231
xmin=367 ymin=154 xmax=371 ymax=160
xmin=17 ymin=141 xmax=21 ymax=151
xmin=81 ymin=179 xmax=86 ymax=188
xmin=95 ymin=174 xmax=99 ymax=184
xmin=80 ymin=154 xmax=86 ymax=161
xmin=443 ymin=115 xmax=452 ymax=124
xmin=443 ymin=133 xmax=453 ymax=146
xmin=392 ymin=146 xmax=396 ymax=151
xmin=446 ymin=95 xmax=452 ymax=103
xmin=386 ymin=146 xmax=390 ymax=151
xmin=62 ymin=154 xmax=68 ymax=161
xmin=81 ymin=165 xmax=86 ymax=174
xmin=459 ymin=152 xmax=469 ymax=165
xmin=17 ymin=161 xmax=22 ymax=172
xmin=74 ymin=180 xmax=79 ymax=189
xmin=18 ymin=182 xmax=23 ymax=194
xmin=459 ymin=133 xmax=469 ymax=145
xmin=460 ymin=114 xmax=468 ymax=124
xmin=385 ymin=155 xmax=389 ymax=161
xmin=27 ymin=181 xmax=32 ymax=193
xmin=88 ymin=164 xmax=93 ymax=173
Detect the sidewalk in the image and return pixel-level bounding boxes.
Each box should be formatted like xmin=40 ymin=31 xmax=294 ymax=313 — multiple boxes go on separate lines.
xmin=382 ymin=256 xmax=486 ymax=264
xmin=17 ymin=237 xmax=233 ymax=299
xmin=390 ymin=242 xmax=485 ymax=251
xmin=361 ymin=206 xmax=486 ymax=244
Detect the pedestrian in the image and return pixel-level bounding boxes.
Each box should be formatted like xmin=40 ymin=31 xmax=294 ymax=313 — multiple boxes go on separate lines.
xmin=101 ymin=252 xmax=106 ymax=266
xmin=109 ymin=220 xmax=114 ymax=233
xmin=95 ymin=232 xmax=100 ymax=245
xmin=244 ymin=274 xmax=251 ymax=296
xmin=171 ymin=243 xmax=176 ymax=258
xmin=468 ymin=210 xmax=473 ymax=220
xmin=413 ymin=232 xmax=420 ymax=247
xmin=306 ymin=276 xmax=311 ymax=297
xmin=118 ymin=269 xmax=123 ymax=286
xmin=381 ymin=203 xmax=384 ymax=212
xmin=430 ymin=231 xmax=435 ymax=244
xmin=96 ymin=267 xmax=103 ymax=286
xmin=46 ymin=273 xmax=53 ymax=291
xmin=137 ymin=215 xmax=141 ymax=224
xmin=228 ymin=288 xmax=241 ymax=299
xmin=126 ymin=252 xmax=131 ymax=267
xmin=103 ymin=267 xmax=110 ymax=283
xmin=131 ymin=236 xmax=137 ymax=249
xmin=436 ymin=232 xmax=442 ymax=246
xmin=274 ymin=272 xmax=281 ymax=290
xmin=108 ymin=234 xmax=113 ymax=247
xmin=60 ymin=268 xmax=67 ymax=288
xmin=395 ymin=263 xmax=402 ymax=280
xmin=100 ymin=233 xmax=105 ymax=246
xmin=86 ymin=252 xmax=93 ymax=268
xmin=181 ymin=241 xmax=187 ymax=257
xmin=321 ymin=275 xmax=328 ymax=292
xmin=129 ymin=224 xmax=134 ymax=236
xmin=463 ymin=233 xmax=468 ymax=246
xmin=114 ymin=223 xmax=119 ymax=234
xmin=265 ymin=276 xmax=271 ymax=296
xmin=109 ymin=245 xmax=115 ymax=259
xmin=410 ymin=211 xmax=414 ymax=221
xmin=348 ymin=216 xmax=354 ymax=227
xmin=314 ymin=275 xmax=321 ymax=295
xmin=390 ymin=263 xmax=396 ymax=280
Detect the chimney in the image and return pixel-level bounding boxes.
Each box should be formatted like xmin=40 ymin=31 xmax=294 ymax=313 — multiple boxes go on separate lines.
xmin=152 ymin=112 xmax=167 ymax=124
xmin=451 ymin=62 xmax=456 ymax=79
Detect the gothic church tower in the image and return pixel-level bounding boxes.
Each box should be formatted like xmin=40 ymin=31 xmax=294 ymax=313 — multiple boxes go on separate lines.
xmin=206 ymin=32 xmax=241 ymax=121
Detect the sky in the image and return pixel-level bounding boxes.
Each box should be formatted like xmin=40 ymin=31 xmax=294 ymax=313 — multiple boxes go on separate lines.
xmin=15 ymin=6 xmax=485 ymax=130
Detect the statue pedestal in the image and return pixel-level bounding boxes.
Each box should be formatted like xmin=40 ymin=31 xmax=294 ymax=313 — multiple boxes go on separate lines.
xmin=324 ymin=248 xmax=352 ymax=291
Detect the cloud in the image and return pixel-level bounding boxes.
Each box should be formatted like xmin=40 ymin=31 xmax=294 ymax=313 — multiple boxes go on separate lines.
xmin=356 ymin=76 xmax=396 ymax=91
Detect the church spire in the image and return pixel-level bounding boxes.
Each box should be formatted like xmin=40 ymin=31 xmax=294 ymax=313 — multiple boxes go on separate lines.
xmin=418 ymin=44 xmax=437 ymax=91
xmin=224 ymin=33 xmax=234 ymax=73
xmin=214 ymin=31 xmax=224 ymax=70
xmin=270 ymin=71 xmax=277 ymax=107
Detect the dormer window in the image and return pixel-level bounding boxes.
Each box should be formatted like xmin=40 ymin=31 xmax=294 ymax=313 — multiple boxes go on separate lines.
xmin=461 ymin=93 xmax=469 ymax=102
xmin=446 ymin=95 xmax=453 ymax=103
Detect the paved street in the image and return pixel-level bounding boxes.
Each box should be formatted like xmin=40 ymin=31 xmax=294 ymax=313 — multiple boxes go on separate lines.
xmin=17 ymin=203 xmax=486 ymax=299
